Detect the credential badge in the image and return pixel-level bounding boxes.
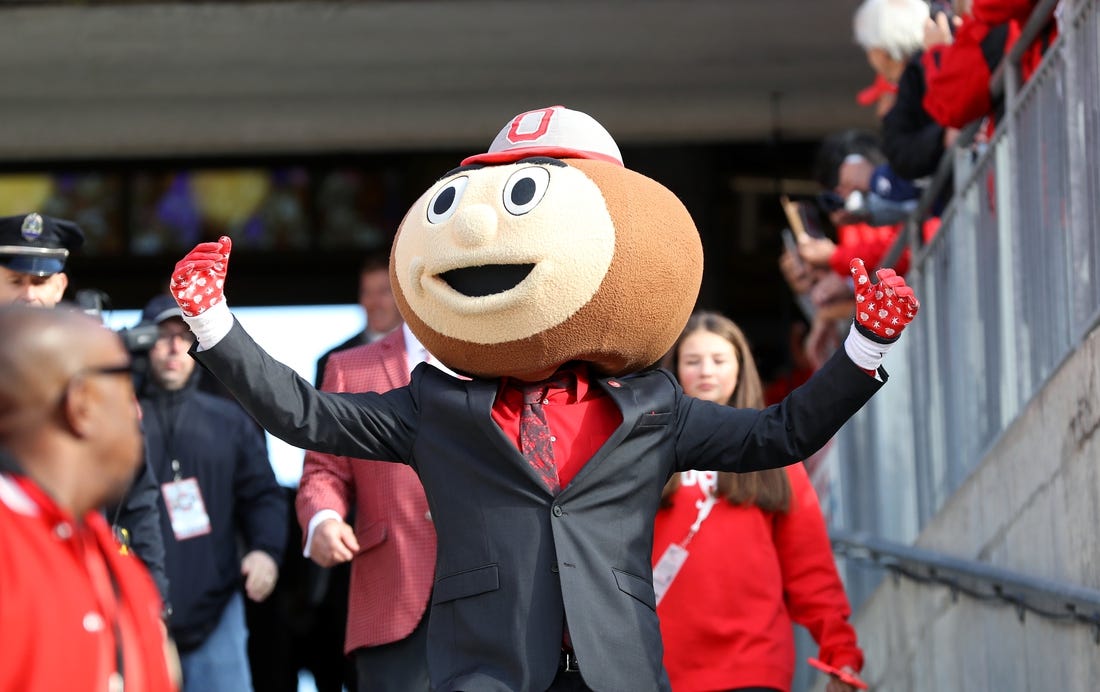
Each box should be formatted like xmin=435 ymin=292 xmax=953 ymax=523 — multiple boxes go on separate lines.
xmin=21 ymin=213 xmax=44 ymax=241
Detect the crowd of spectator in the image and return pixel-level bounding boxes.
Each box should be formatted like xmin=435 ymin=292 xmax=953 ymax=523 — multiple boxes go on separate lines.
xmin=778 ymin=0 xmax=1059 ymax=377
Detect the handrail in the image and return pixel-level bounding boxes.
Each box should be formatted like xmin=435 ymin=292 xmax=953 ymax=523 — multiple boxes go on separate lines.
xmin=987 ymin=0 xmax=1062 ymax=101
xmin=878 ymin=0 xmax=1061 ymax=272
xmin=831 ymin=528 xmax=1100 ymax=640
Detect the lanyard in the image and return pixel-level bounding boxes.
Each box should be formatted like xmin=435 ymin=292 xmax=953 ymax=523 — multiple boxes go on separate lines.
xmin=81 ymin=530 xmax=128 ymax=691
xmin=678 ymin=490 xmax=719 ymax=549
xmin=150 ymin=397 xmax=184 ymax=480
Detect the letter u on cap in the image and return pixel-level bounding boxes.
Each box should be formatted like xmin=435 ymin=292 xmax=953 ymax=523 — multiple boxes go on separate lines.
xmin=462 ymin=106 xmax=624 ymax=167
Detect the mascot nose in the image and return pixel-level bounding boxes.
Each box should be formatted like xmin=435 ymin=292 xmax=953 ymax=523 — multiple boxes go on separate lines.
xmin=450 ymin=204 xmax=499 ymax=248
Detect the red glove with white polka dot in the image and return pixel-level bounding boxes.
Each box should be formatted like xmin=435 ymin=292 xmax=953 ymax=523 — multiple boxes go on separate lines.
xmin=171 ymin=236 xmax=232 ymax=317
xmin=844 ymin=258 xmax=920 ymax=371
xmin=851 ymin=258 xmax=918 ymax=342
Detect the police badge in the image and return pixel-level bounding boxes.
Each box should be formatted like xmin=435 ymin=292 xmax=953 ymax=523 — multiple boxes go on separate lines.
xmin=20 ymin=213 xmax=44 ymax=242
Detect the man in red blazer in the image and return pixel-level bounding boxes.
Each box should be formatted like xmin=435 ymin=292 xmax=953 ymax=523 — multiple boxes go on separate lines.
xmin=296 ymin=321 xmax=439 ymax=692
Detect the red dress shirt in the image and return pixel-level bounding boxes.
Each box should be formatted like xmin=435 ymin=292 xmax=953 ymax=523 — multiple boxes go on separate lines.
xmin=492 ymin=363 xmax=622 ymax=489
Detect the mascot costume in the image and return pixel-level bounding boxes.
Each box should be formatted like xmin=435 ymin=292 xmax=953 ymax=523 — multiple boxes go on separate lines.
xmin=170 ymin=105 xmax=917 ymax=692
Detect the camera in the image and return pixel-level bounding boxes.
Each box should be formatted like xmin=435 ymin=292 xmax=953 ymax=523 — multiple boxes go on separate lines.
xmin=929 ymin=0 xmax=958 ymax=36
xmin=75 ymin=289 xmax=160 ymax=353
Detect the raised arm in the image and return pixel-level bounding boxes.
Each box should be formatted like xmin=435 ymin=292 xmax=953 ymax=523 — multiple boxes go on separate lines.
xmin=676 ymin=257 xmax=918 ymax=473
xmin=168 ymin=236 xmax=416 ymax=463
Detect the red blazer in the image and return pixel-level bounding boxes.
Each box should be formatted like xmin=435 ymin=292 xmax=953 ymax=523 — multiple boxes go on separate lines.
xmin=295 ymin=328 xmax=436 ymax=653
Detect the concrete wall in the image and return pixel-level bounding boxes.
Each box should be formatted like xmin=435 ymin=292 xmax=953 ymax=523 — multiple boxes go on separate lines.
xmin=836 ymin=326 xmax=1100 ymax=691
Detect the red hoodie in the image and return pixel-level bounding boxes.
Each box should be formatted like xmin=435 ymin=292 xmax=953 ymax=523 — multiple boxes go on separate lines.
xmin=653 ymin=464 xmax=862 ymax=692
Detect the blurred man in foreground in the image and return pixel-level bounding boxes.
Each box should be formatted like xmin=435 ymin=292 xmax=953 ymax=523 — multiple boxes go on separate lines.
xmin=0 ymin=305 xmax=178 ymax=691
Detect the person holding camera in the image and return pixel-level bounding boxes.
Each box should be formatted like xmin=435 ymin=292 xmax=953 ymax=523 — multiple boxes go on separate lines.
xmin=0 ymin=212 xmax=170 ymax=602
xmin=137 ymin=293 xmax=286 ymax=691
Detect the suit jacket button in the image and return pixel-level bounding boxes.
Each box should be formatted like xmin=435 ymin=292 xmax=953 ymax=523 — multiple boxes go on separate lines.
xmin=551 ymin=564 xmax=559 ymax=573
xmin=552 ymin=505 xmax=563 ymax=517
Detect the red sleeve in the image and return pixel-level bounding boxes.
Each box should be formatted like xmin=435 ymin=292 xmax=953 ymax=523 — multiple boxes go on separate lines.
xmin=294 ymin=356 xmax=356 ymax=543
xmin=922 ymin=21 xmax=996 ymax=129
xmin=774 ymin=464 xmax=864 ymax=672
xmin=828 ymin=222 xmax=911 ymax=277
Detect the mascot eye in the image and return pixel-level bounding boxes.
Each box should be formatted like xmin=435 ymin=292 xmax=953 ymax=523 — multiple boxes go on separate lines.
xmin=502 ymin=167 xmax=550 ymax=216
xmin=427 ymin=176 xmax=469 ymax=224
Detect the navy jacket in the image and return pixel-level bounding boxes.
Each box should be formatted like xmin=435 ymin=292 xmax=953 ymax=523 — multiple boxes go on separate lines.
xmin=140 ymin=375 xmax=286 ymax=651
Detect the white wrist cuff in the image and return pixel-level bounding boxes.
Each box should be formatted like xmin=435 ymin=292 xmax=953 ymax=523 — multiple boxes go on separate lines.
xmin=844 ymin=323 xmax=895 ymax=370
xmin=304 ymin=510 xmax=344 ymax=558
xmin=183 ymin=300 xmax=234 ymax=350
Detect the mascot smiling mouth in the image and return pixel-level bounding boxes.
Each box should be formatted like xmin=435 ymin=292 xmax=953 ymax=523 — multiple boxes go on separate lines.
xmin=439 ymin=264 xmax=536 ymax=298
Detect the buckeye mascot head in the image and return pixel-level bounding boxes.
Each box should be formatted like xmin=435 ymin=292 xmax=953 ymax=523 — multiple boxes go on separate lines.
xmin=390 ymin=105 xmax=704 ymax=381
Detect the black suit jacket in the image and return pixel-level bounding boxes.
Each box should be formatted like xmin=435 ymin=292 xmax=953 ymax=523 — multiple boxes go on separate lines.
xmin=195 ymin=320 xmax=883 ymax=692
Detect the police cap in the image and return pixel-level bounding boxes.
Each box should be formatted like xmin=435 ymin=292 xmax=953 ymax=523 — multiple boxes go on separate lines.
xmin=0 ymin=213 xmax=86 ymax=277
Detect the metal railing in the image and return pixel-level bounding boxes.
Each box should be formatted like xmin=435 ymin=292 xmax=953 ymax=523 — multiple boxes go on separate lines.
xmin=831 ymin=528 xmax=1100 ymax=639
xmin=826 ymin=0 xmax=1100 ymax=606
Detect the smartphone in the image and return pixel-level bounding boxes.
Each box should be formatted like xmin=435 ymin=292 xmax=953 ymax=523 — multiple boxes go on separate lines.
xmin=780 ymin=227 xmax=818 ymax=320
xmin=928 ymin=0 xmax=958 ymax=36
xmin=781 ymin=227 xmax=802 ymax=263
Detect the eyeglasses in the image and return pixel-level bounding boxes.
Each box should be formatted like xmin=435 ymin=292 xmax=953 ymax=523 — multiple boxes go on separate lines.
xmin=56 ymin=362 xmax=135 ymax=408
xmin=155 ymin=331 xmax=196 ymax=347
xmin=82 ymin=363 xmax=135 ymax=378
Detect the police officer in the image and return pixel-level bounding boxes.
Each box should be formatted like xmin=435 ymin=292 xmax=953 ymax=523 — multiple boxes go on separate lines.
xmin=0 ymin=212 xmax=171 ymax=604
xmin=0 ymin=212 xmax=84 ymax=306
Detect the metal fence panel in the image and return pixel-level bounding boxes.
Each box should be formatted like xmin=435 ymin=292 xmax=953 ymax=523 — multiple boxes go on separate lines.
xmin=832 ymin=0 xmax=1100 ymax=608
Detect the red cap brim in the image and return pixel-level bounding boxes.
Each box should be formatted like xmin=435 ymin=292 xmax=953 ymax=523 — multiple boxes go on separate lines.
xmin=462 ymin=146 xmax=623 ymax=167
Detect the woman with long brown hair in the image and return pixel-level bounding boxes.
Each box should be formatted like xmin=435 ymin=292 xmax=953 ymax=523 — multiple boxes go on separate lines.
xmin=653 ymin=311 xmax=864 ymax=692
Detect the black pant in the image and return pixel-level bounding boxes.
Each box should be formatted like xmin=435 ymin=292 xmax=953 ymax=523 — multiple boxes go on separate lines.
xmin=353 ymin=612 xmax=431 ymax=692
xmin=246 ymin=488 xmax=353 ymax=692
xmin=545 ymin=669 xmax=593 ymax=692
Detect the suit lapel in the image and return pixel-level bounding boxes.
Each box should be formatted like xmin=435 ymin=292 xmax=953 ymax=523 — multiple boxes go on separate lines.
xmin=463 ymin=377 xmax=559 ymax=497
xmin=459 ymin=371 xmax=652 ymax=497
xmin=557 ymin=374 xmax=645 ymax=494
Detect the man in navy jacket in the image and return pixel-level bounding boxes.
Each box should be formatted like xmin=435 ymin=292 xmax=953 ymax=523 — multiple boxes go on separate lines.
xmin=138 ymin=294 xmax=285 ymax=691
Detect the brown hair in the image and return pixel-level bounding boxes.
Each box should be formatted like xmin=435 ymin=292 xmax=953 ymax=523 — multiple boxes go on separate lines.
xmin=660 ymin=311 xmax=792 ymax=513
xmin=360 ymin=250 xmax=391 ymax=276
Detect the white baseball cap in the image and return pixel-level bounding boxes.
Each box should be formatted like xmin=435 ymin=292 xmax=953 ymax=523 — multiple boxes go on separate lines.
xmin=462 ymin=105 xmax=623 ymax=167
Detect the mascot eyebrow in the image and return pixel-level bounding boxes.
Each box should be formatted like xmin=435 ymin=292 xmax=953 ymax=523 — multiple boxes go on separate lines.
xmin=437 ymin=156 xmax=567 ymax=181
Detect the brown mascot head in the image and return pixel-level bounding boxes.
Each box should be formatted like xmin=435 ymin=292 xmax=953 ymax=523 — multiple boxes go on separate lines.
xmin=390 ymin=106 xmax=703 ymax=381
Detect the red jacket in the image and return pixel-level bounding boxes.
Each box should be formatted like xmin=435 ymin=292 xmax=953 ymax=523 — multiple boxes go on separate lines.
xmin=296 ymin=328 xmax=437 ymax=653
xmin=923 ymin=18 xmax=1011 ymax=129
xmin=972 ymin=0 xmax=1059 ymax=81
xmin=829 ymin=218 xmax=942 ymax=278
xmin=829 ymin=221 xmax=910 ymax=277
xmin=0 ymin=473 xmax=176 ymax=692
xmin=652 ymin=464 xmax=861 ymax=692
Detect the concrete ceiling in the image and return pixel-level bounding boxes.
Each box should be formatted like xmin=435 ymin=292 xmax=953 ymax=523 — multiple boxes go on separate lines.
xmin=0 ymin=0 xmax=875 ymax=162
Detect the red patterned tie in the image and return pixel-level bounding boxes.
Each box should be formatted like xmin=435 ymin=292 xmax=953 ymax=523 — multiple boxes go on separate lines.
xmin=519 ymin=377 xmax=568 ymax=494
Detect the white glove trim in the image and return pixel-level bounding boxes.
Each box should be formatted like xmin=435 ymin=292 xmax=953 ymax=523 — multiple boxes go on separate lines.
xmin=303 ymin=509 xmax=344 ymax=559
xmin=844 ymin=321 xmax=895 ymax=370
xmin=183 ymin=300 xmax=233 ymax=350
